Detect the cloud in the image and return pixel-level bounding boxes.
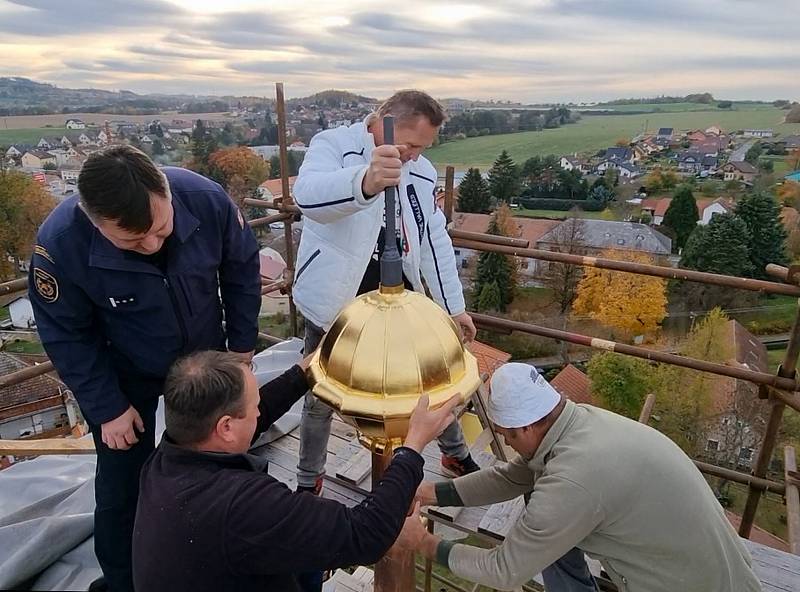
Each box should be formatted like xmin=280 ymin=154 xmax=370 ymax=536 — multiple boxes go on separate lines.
xmin=1 ymin=1 xmax=798 ymax=102
xmin=0 ymin=0 xmax=183 ymax=36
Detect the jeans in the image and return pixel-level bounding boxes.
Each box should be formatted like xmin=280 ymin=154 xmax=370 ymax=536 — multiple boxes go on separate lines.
xmin=89 ymin=396 xmax=159 ymax=592
xmin=542 ymin=547 xmax=598 ymax=592
xmin=297 ymin=321 xmax=470 ymax=487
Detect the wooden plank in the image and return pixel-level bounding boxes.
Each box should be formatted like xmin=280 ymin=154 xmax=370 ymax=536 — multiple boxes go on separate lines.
xmin=742 ymin=539 xmax=800 ymax=592
xmin=428 ymin=505 xmax=463 ymax=522
xmin=336 ymin=448 xmax=372 ymax=485
xmin=478 ymin=496 xmax=526 ymax=539
xmin=470 ymin=427 xmax=495 ymax=455
xmin=471 ymin=383 xmax=508 ymax=462
xmin=785 ymin=446 xmax=800 ymax=556
xmin=0 ymin=437 xmax=95 ymax=455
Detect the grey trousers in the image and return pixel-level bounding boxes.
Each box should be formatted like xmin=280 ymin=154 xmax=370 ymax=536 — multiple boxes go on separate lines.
xmin=542 ymin=547 xmax=598 ymax=591
xmin=297 ymin=320 xmax=471 ymax=487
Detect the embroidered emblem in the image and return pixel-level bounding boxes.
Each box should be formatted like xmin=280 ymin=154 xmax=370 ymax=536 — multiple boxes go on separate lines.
xmin=33 ymin=268 xmax=59 ymax=303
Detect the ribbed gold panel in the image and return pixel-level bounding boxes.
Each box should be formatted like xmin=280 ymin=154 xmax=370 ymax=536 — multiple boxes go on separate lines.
xmin=307 ymin=289 xmax=481 ymax=451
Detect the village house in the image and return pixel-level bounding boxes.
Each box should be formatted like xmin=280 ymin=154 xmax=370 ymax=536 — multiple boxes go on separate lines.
xmin=65 ymin=118 xmax=85 ymax=129
xmin=559 ymin=155 xmax=590 ymax=173
xmin=259 ymin=176 xmax=298 ymax=201
xmin=616 ymin=162 xmax=642 ymax=180
xmin=534 ymin=219 xmax=672 ymax=277
xmin=37 ymin=136 xmax=64 ymax=151
xmin=656 ymin=127 xmax=674 ymax=140
xmin=21 ymin=150 xmax=57 ymax=169
xmin=449 ymin=212 xmax=559 ymax=285
xmin=6 ymin=296 xmax=35 ymax=329
xmin=676 ymin=151 xmax=719 ymax=174
xmin=742 ymin=129 xmax=774 ymax=139
xmin=721 ymin=160 xmax=758 ymax=184
xmin=641 ymin=197 xmax=734 ymax=226
xmin=702 ymin=321 xmax=770 ymax=473
xmin=0 ymin=352 xmax=83 ymax=441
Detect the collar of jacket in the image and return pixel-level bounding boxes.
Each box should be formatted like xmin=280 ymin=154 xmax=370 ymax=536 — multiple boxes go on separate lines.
xmin=158 ymin=433 xmax=270 ymax=473
xmin=528 ymin=399 xmax=578 ymax=473
xmin=359 ymin=114 xmax=378 ymax=155
xmin=87 ymin=190 xmax=200 ymax=272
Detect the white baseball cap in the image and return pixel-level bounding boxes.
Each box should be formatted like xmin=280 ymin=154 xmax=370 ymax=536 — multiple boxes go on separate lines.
xmin=488 ymin=363 xmax=561 ymax=428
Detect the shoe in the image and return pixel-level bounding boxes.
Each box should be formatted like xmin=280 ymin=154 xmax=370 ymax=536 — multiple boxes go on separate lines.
xmin=296 ymin=476 xmax=324 ymax=496
xmin=441 ymin=453 xmax=480 ymax=477
xmin=88 ymin=577 xmax=108 ymax=592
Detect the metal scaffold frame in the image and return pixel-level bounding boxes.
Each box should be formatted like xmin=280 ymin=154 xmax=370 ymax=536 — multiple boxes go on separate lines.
xmin=1 ymin=84 xmax=799 ymax=592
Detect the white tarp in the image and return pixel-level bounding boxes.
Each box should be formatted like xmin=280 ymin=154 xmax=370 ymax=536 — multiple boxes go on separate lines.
xmin=0 ymin=339 xmax=303 ymax=590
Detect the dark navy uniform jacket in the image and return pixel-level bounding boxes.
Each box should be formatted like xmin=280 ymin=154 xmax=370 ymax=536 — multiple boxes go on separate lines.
xmin=28 ymin=167 xmax=261 ymax=426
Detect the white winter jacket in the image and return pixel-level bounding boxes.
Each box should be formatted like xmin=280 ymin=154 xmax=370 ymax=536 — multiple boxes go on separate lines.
xmin=292 ymin=118 xmax=466 ymax=331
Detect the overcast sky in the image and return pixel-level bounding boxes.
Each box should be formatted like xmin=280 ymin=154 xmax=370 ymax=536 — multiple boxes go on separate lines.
xmin=0 ymin=0 xmax=797 ymax=102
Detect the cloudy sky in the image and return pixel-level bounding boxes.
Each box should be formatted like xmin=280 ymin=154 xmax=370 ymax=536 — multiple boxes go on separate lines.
xmin=0 ymin=0 xmax=797 ymax=102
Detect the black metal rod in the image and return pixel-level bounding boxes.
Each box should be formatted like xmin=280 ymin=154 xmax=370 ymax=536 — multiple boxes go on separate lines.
xmin=379 ymin=115 xmax=403 ymax=289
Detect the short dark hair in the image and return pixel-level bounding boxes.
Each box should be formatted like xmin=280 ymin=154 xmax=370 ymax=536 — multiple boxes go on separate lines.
xmin=77 ymin=144 xmax=167 ymax=233
xmin=164 ymin=351 xmax=248 ymax=445
xmin=376 ymin=90 xmax=447 ymax=127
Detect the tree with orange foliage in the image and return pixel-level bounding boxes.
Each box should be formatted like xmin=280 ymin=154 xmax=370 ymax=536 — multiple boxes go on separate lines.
xmin=208 ymin=146 xmax=270 ymax=206
xmin=777 ymin=180 xmax=800 ymax=208
xmin=0 ymin=170 xmax=56 ymax=280
xmin=572 ymin=248 xmax=667 ymax=338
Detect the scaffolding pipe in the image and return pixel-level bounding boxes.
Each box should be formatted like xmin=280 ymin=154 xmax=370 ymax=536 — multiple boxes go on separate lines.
xmin=261 ymin=281 xmax=287 ymax=296
xmin=449 ymin=229 xmax=529 ymax=249
xmin=693 ymin=460 xmax=785 ymax=495
xmin=452 ymin=238 xmax=800 ymax=297
xmin=275 ymin=82 xmax=299 ymax=337
xmin=242 ymin=197 xmax=275 ymax=209
xmin=0 ymin=277 xmax=27 ymax=296
xmin=443 ymin=166 xmax=455 ymax=224
xmin=0 ymin=361 xmax=54 ymax=389
xmin=471 ymin=313 xmax=800 ymax=405
xmin=784 ymin=446 xmax=800 ymax=555
xmin=248 ymin=212 xmax=293 ymax=229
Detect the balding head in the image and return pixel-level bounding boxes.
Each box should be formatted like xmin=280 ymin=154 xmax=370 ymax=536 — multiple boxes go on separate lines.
xmin=164 ymin=351 xmax=249 ymax=445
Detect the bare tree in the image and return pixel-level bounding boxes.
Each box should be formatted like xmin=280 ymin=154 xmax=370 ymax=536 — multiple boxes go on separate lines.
xmin=542 ymin=213 xmax=585 ymax=315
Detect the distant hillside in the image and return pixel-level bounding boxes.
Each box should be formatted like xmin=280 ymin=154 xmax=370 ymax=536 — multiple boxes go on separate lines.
xmin=0 ymin=77 xmax=257 ymax=116
xmin=289 ymin=89 xmax=377 ymax=107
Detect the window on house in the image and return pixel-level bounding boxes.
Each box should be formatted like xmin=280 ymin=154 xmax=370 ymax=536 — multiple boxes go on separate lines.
xmin=706 ymin=439 xmax=719 ymax=452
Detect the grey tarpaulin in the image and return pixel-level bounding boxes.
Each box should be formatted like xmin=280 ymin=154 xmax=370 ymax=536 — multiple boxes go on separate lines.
xmin=0 ymin=339 xmax=304 ymax=590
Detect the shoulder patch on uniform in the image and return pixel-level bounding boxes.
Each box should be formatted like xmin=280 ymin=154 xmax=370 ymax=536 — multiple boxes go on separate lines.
xmin=33 ymin=268 xmax=59 ymax=303
xmin=34 ymin=245 xmax=54 ymax=264
xmin=237 ymin=208 xmax=245 ymax=229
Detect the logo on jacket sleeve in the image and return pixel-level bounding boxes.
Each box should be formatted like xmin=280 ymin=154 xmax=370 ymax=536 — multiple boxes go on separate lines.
xmin=33 ymin=268 xmax=59 ymax=303
xmin=406 ymin=184 xmax=426 ymax=244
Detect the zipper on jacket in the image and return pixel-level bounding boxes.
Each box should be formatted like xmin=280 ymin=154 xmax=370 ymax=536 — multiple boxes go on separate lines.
xmin=164 ymin=277 xmax=188 ymax=351
xmin=295 ymin=248 xmax=321 ymax=282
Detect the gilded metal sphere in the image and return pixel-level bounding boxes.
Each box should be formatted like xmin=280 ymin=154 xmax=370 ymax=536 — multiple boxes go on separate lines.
xmin=307 ymin=286 xmax=481 ymax=452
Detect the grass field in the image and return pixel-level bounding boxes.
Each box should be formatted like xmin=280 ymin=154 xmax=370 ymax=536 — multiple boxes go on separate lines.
xmin=0 ymin=127 xmax=53 ymax=146
xmin=428 ymin=106 xmax=800 ymax=168
xmin=597 ymin=101 xmax=777 ymax=113
xmin=515 ymin=208 xmax=615 ymax=220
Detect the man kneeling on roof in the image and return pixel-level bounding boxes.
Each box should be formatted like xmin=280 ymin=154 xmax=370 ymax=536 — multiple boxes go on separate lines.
xmin=132 ymin=350 xmax=460 ymax=592
xmin=409 ymin=362 xmax=762 ymax=592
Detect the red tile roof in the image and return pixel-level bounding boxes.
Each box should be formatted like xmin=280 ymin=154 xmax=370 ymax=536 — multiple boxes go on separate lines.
xmin=0 ymin=353 xmax=67 ymax=410
xmin=641 ymin=197 xmax=733 ymax=219
xmin=451 ymin=213 xmax=560 ymax=245
xmin=468 ymin=340 xmax=511 ymax=382
xmin=550 ymin=364 xmax=594 ymax=405
xmin=259 ymin=176 xmax=297 ymax=198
